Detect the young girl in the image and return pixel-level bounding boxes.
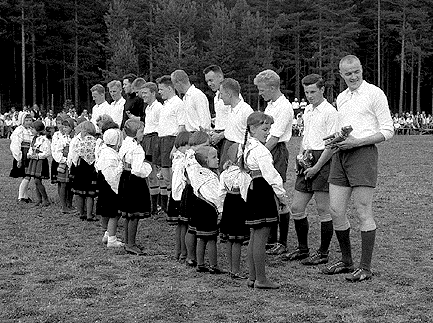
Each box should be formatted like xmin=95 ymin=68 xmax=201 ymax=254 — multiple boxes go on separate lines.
xmin=218 ymin=143 xmax=251 ymax=279
xmin=9 ymin=113 xmax=34 ymax=203
xmin=52 ymin=118 xmax=75 ymax=213
xmin=167 ymin=131 xmax=191 ymax=262
xmin=118 ymin=119 xmax=152 ymax=255
xmin=26 ymin=120 xmax=51 ymax=206
xmin=183 ymin=131 xmax=211 ymax=267
xmin=68 ymin=121 xmax=98 ymax=221
xmin=50 ymin=115 xmax=64 ymax=186
xmin=185 ymin=145 xmax=224 ymax=274
xmin=241 ymin=111 xmax=289 ymax=289
xmin=95 ymin=128 xmax=124 ymax=247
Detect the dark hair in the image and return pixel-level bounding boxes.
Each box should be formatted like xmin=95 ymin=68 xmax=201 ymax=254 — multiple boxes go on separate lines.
xmin=156 ymin=75 xmax=174 ymax=88
xmin=188 ymin=131 xmax=210 ymax=147
xmin=239 ymin=111 xmax=274 ymax=171
xmin=301 ymin=74 xmax=325 ymax=89
xmin=174 ymin=131 xmax=191 ymax=148
xmin=101 ymin=120 xmax=119 ymax=133
xmin=203 ymin=65 xmax=223 ymax=76
xmin=123 ymin=73 xmax=137 ymax=83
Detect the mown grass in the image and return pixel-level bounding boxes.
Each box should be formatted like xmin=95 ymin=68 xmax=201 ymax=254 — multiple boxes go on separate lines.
xmin=1 ymin=135 xmax=432 ymax=323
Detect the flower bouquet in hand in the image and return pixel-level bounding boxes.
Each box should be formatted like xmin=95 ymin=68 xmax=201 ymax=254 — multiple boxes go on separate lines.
xmin=323 ymin=125 xmax=353 ymax=148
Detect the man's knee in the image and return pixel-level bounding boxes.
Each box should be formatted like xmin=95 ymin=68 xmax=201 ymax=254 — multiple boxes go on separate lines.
xmin=358 ymin=212 xmax=376 ymax=231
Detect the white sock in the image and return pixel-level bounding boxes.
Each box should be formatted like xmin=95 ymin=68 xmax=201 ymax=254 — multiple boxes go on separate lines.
xmin=18 ymin=179 xmax=28 ymax=199
xmin=107 ymin=236 xmax=117 ymax=243
xmin=104 ymin=231 xmax=109 ymax=237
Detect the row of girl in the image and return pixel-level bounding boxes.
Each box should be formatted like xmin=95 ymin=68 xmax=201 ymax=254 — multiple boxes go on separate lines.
xmin=9 ymin=111 xmax=289 ymax=290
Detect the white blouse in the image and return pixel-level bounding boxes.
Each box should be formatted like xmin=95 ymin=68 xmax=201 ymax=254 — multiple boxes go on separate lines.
xmin=28 ymin=135 xmax=51 ymax=159
xmin=10 ymin=125 xmax=33 ymax=161
xmin=118 ymin=136 xmax=152 ymax=178
xmin=171 ymin=149 xmax=187 ymax=201
xmin=218 ymin=164 xmax=252 ymax=202
xmin=95 ymin=144 xmax=123 ymax=194
xmin=185 ymin=149 xmax=223 ymax=213
xmin=51 ymin=131 xmax=71 ymax=164
xmin=242 ymin=137 xmax=286 ymax=198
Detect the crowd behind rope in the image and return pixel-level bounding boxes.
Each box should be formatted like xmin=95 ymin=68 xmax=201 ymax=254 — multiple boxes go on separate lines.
xmin=7 ymin=56 xmax=395 ymax=289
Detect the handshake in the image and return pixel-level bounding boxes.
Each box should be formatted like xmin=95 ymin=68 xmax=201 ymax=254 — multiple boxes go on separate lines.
xmin=323 ymin=125 xmax=353 ymax=147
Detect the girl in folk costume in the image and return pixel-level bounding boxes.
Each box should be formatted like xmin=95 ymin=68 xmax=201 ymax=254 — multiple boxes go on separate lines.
xmin=167 ymin=131 xmax=191 ymax=262
xmin=9 ymin=113 xmax=34 ymax=203
xmin=218 ymin=143 xmax=251 ymax=279
xmin=25 ymin=120 xmax=52 ymax=206
xmin=240 ymin=111 xmax=289 ymax=289
xmin=95 ymin=128 xmax=124 ymax=248
xmin=50 ymin=115 xmax=64 ymax=185
xmin=68 ymin=121 xmax=98 ymax=221
xmin=51 ymin=118 xmax=75 ymax=213
xmin=183 ymin=131 xmax=211 ymax=267
xmin=185 ymin=145 xmax=225 ymax=274
xmin=118 ymin=119 xmax=152 ymax=255
xmin=95 ymin=121 xmax=123 ymax=243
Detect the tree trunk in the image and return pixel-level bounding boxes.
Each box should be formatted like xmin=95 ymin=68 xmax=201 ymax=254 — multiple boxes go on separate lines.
xmin=74 ymin=0 xmax=79 ymax=112
xmin=295 ymin=14 xmax=300 ymax=101
xmin=63 ymin=50 xmax=66 ymax=106
xmin=377 ymin=0 xmax=381 ymax=88
xmin=178 ymin=29 xmax=181 ymax=68
xmin=32 ymin=31 xmax=36 ymax=106
xmin=398 ymin=10 xmax=405 ymax=116
xmin=21 ymin=0 xmax=26 ymax=109
xmin=416 ymin=50 xmax=421 ymax=114
xmin=410 ymin=50 xmax=414 ymax=114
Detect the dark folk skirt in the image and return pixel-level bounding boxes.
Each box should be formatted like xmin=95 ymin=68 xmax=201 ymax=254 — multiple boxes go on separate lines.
xmin=118 ymin=170 xmax=151 ymax=219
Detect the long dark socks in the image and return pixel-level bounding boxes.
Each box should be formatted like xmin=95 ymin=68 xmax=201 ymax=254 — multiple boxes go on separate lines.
xmin=278 ymin=212 xmax=290 ymax=246
xmin=360 ymin=230 xmax=376 ymax=270
xmin=319 ymin=220 xmax=333 ymax=254
xmin=335 ymin=228 xmax=353 ymax=265
xmin=294 ymin=217 xmax=309 ymax=251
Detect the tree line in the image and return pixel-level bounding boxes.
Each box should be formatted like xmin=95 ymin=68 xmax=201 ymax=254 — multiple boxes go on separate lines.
xmin=0 ymin=0 xmax=432 ymax=114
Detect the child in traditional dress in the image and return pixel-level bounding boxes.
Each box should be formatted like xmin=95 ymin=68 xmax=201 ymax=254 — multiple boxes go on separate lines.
xmin=50 ymin=115 xmax=64 ymax=186
xmin=185 ymin=145 xmax=224 ymax=274
xmin=52 ymin=118 xmax=75 ymax=213
xmin=9 ymin=113 xmax=34 ymax=203
xmin=167 ymin=131 xmax=191 ymax=262
xmin=184 ymin=131 xmax=211 ymax=267
xmin=118 ymin=119 xmax=152 ymax=255
xmin=218 ymin=143 xmax=251 ymax=279
xmin=96 ymin=128 xmax=124 ymax=248
xmin=240 ymin=111 xmax=289 ymax=289
xmin=26 ymin=120 xmax=51 ymax=206
xmin=68 ymin=121 xmax=98 ymax=221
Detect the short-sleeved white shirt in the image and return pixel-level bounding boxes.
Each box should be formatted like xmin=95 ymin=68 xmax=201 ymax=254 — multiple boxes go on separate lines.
xmin=108 ymin=97 xmax=125 ymax=128
xmin=302 ymin=99 xmax=339 ymax=150
xmin=213 ymin=90 xmax=231 ymax=131
xmin=90 ymin=101 xmax=110 ymax=128
xmin=264 ymin=94 xmax=294 ymax=143
xmin=224 ymin=100 xmax=254 ymax=144
xmin=336 ymin=80 xmax=394 ymax=141
xmin=158 ymin=96 xmax=186 ymax=137
xmin=183 ymin=85 xmax=211 ymax=132
xmin=143 ymin=100 xmax=162 ymax=134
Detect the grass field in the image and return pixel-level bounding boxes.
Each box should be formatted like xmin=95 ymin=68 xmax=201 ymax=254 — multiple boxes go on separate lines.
xmin=1 ymin=135 xmax=432 ymax=323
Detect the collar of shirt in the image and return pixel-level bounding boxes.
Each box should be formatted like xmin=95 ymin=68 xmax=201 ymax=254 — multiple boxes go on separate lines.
xmin=267 ymin=94 xmax=285 ymax=109
xmin=184 ymin=84 xmax=196 ymax=97
xmin=345 ymin=80 xmax=367 ymax=97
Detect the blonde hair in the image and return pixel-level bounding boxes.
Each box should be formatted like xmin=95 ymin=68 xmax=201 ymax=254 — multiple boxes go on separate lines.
xmin=253 ymin=69 xmax=280 ymax=88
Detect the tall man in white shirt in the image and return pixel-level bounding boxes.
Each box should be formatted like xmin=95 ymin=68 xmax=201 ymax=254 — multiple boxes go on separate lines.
xmin=171 ymin=69 xmax=211 ymax=132
xmin=107 ymin=80 xmax=126 ymax=128
xmin=282 ymin=74 xmax=338 ymax=265
xmin=253 ymin=69 xmax=294 ymax=255
xmin=322 ymin=55 xmax=394 ymax=282
xmin=218 ymin=78 xmax=254 ymax=171
xmin=135 ymin=79 xmax=163 ymax=216
xmin=156 ymin=75 xmax=186 ymax=213
xmin=90 ymin=84 xmax=111 ymax=132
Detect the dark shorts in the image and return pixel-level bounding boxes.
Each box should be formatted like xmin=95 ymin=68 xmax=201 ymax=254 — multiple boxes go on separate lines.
xmin=295 ymin=150 xmax=330 ymax=192
xmin=141 ymin=132 xmax=159 ymax=162
xmin=156 ymin=136 xmax=176 ymax=168
xmin=270 ymin=142 xmax=289 ymax=182
xmin=328 ymin=145 xmax=378 ymax=188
